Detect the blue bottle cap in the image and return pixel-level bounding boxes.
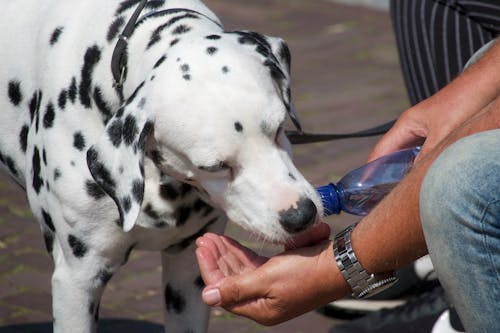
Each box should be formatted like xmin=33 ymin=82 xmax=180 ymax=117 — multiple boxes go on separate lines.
xmin=316 ymin=183 xmax=341 ymax=216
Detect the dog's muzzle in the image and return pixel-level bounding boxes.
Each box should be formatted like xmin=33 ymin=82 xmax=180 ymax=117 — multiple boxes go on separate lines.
xmin=278 ymin=197 xmax=317 ymax=233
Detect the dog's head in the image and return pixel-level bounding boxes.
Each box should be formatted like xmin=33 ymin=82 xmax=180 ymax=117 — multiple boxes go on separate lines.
xmin=87 ymin=31 xmax=322 ymax=242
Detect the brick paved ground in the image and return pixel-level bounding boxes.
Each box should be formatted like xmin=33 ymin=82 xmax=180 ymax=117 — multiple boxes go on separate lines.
xmin=0 ymin=0 xmax=409 ymax=332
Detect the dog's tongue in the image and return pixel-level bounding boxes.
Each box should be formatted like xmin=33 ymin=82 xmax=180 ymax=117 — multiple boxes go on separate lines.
xmin=284 ymin=222 xmax=331 ymax=250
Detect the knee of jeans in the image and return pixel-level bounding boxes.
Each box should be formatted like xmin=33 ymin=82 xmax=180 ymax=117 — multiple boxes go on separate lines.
xmin=420 ymin=130 xmax=500 ymax=238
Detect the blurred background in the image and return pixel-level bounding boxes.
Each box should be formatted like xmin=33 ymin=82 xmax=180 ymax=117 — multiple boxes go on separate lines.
xmin=0 ymin=0 xmax=408 ymax=332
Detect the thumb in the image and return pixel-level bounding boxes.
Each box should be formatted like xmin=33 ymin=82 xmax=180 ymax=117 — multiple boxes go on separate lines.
xmin=202 ymin=270 xmax=268 ymax=307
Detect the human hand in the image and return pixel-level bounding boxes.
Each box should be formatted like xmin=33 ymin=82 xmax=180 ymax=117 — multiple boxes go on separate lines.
xmin=369 ymin=40 xmax=500 ymax=162
xmin=195 ymin=223 xmax=350 ymax=325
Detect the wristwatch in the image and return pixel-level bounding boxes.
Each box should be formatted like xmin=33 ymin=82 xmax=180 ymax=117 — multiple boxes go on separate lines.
xmin=334 ymin=223 xmax=398 ymax=299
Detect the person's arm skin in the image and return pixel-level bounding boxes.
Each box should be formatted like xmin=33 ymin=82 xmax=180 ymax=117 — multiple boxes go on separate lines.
xmin=368 ymin=39 xmax=500 ymax=162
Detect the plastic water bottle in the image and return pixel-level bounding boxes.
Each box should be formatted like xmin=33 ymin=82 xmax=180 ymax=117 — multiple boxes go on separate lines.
xmin=316 ymin=147 xmax=421 ymax=216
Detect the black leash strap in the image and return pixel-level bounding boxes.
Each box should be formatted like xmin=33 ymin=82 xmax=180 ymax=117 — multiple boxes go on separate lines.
xmin=285 ymin=119 xmax=395 ymax=144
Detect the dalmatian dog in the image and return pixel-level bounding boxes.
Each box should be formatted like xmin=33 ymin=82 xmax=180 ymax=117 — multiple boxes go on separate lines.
xmin=0 ymin=0 xmax=322 ymax=332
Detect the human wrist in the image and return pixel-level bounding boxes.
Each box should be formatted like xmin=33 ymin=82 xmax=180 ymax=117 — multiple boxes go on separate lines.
xmin=317 ymin=240 xmax=351 ymax=301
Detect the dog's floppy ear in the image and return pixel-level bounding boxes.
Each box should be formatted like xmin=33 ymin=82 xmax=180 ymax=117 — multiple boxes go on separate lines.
xmin=86 ymin=82 xmax=154 ymax=232
xmin=232 ymin=31 xmax=302 ymax=131
xmin=263 ymin=35 xmax=302 ymax=132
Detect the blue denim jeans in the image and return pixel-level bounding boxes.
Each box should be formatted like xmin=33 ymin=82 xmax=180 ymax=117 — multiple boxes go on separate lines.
xmin=420 ymin=129 xmax=500 ymax=333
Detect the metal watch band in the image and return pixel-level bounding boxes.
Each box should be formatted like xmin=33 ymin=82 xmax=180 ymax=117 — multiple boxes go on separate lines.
xmin=334 ymin=223 xmax=398 ymax=299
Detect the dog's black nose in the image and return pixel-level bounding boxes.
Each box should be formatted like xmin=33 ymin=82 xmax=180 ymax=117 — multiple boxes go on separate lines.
xmin=279 ymin=197 xmax=317 ymax=234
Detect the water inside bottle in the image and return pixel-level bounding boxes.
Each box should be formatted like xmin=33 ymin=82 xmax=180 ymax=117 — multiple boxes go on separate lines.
xmin=342 ymin=182 xmax=398 ymax=215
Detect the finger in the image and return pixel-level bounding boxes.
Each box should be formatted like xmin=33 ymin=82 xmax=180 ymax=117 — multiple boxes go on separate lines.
xmin=220 ymin=236 xmax=268 ymax=267
xmin=284 ymin=222 xmax=331 ymax=250
xmin=203 ymin=233 xmax=246 ymax=275
xmin=202 ymin=269 xmax=269 ymax=307
xmin=196 ymin=247 xmax=226 ymax=286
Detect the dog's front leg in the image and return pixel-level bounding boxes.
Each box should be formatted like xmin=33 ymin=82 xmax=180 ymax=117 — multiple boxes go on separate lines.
xmin=50 ymin=239 xmax=115 ymax=333
xmin=161 ymin=217 xmax=226 ymax=333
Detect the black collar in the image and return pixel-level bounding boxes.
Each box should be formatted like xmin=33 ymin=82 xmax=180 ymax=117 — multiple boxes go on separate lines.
xmin=111 ymin=0 xmax=148 ymax=100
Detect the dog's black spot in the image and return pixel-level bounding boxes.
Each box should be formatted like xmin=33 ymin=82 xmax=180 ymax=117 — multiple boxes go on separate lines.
xmin=123 ymin=115 xmax=138 ymax=146
xmin=144 ymin=203 xmax=160 ymax=219
xmin=149 ymin=149 xmax=163 ymax=165
xmin=145 ymin=0 xmax=165 ymax=9
xmin=68 ymin=234 xmax=88 ymax=258
xmin=32 ymin=147 xmax=44 ymax=193
xmin=50 ymin=26 xmax=64 ymax=45
xmin=43 ymin=231 xmax=54 ymax=253
xmin=19 ymin=125 xmax=29 ymax=153
xmin=234 ymin=122 xmax=243 ymax=132
xmin=165 ymin=217 xmax=217 ymax=253
xmin=96 ymin=269 xmax=113 ymax=285
xmin=125 ymin=81 xmax=145 ymax=105
xmin=42 ymin=149 xmax=47 ymax=166
xmin=6 ymin=158 xmax=17 ymax=176
xmin=138 ymin=97 xmax=147 ymax=109
xmin=107 ymin=120 xmax=123 ymax=147
xmin=8 ymin=80 xmax=22 ymax=106
xmin=180 ymin=64 xmax=189 ymax=73
xmin=43 ymin=102 xmax=55 ymax=129
xmin=206 ymin=34 xmax=221 ymax=40
xmin=172 ymin=24 xmax=191 ymax=35
xmin=255 ymin=44 xmax=271 ymax=58
xmin=131 ymin=179 xmax=144 ymax=203
xmin=116 ymin=0 xmax=164 ymax=16
xmin=41 ymin=209 xmax=56 ymax=232
xmin=155 ymin=220 xmax=168 ymax=228
xmin=58 ymin=89 xmax=67 ymax=110
xmin=278 ymin=41 xmax=291 ymax=70
xmin=164 ymin=284 xmax=186 ymax=314
xmin=180 ymin=183 xmax=192 ymax=196
xmin=94 ymin=303 xmax=100 ymax=322
xmin=159 ymin=183 xmax=179 ymax=200
xmin=182 ymin=74 xmax=191 ymax=81
xmin=73 ymin=132 xmax=86 ymax=151
xmin=87 ymin=148 xmax=116 ymax=195
xmin=153 ymin=55 xmax=167 ymax=69
xmin=175 ymin=206 xmax=191 ymax=226
xmin=146 ymin=13 xmax=197 ymax=49
xmin=29 ymin=90 xmax=42 ymax=122
xmin=170 ymin=38 xmax=180 ymax=47
xmin=222 ymin=66 xmax=229 ymax=74
xmin=206 ymin=46 xmax=218 ymax=55
xmin=93 ymin=87 xmax=112 ymax=123
xmin=264 ymin=59 xmax=286 ymax=81
xmin=54 ymin=168 xmax=62 ymax=181
xmin=86 ymin=180 xmax=106 ymax=200
xmin=107 ymin=16 xmax=125 ymax=42
xmin=194 ymin=275 xmax=205 ymax=289
xmin=68 ymin=77 xmax=77 ymax=103
xmin=122 ymin=196 xmax=132 ymax=213
xmin=115 ymin=0 xmax=142 ymax=15
xmin=79 ymin=45 xmax=101 ymax=108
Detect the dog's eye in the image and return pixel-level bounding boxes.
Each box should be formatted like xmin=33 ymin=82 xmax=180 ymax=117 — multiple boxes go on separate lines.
xmin=198 ymin=162 xmax=230 ymax=173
